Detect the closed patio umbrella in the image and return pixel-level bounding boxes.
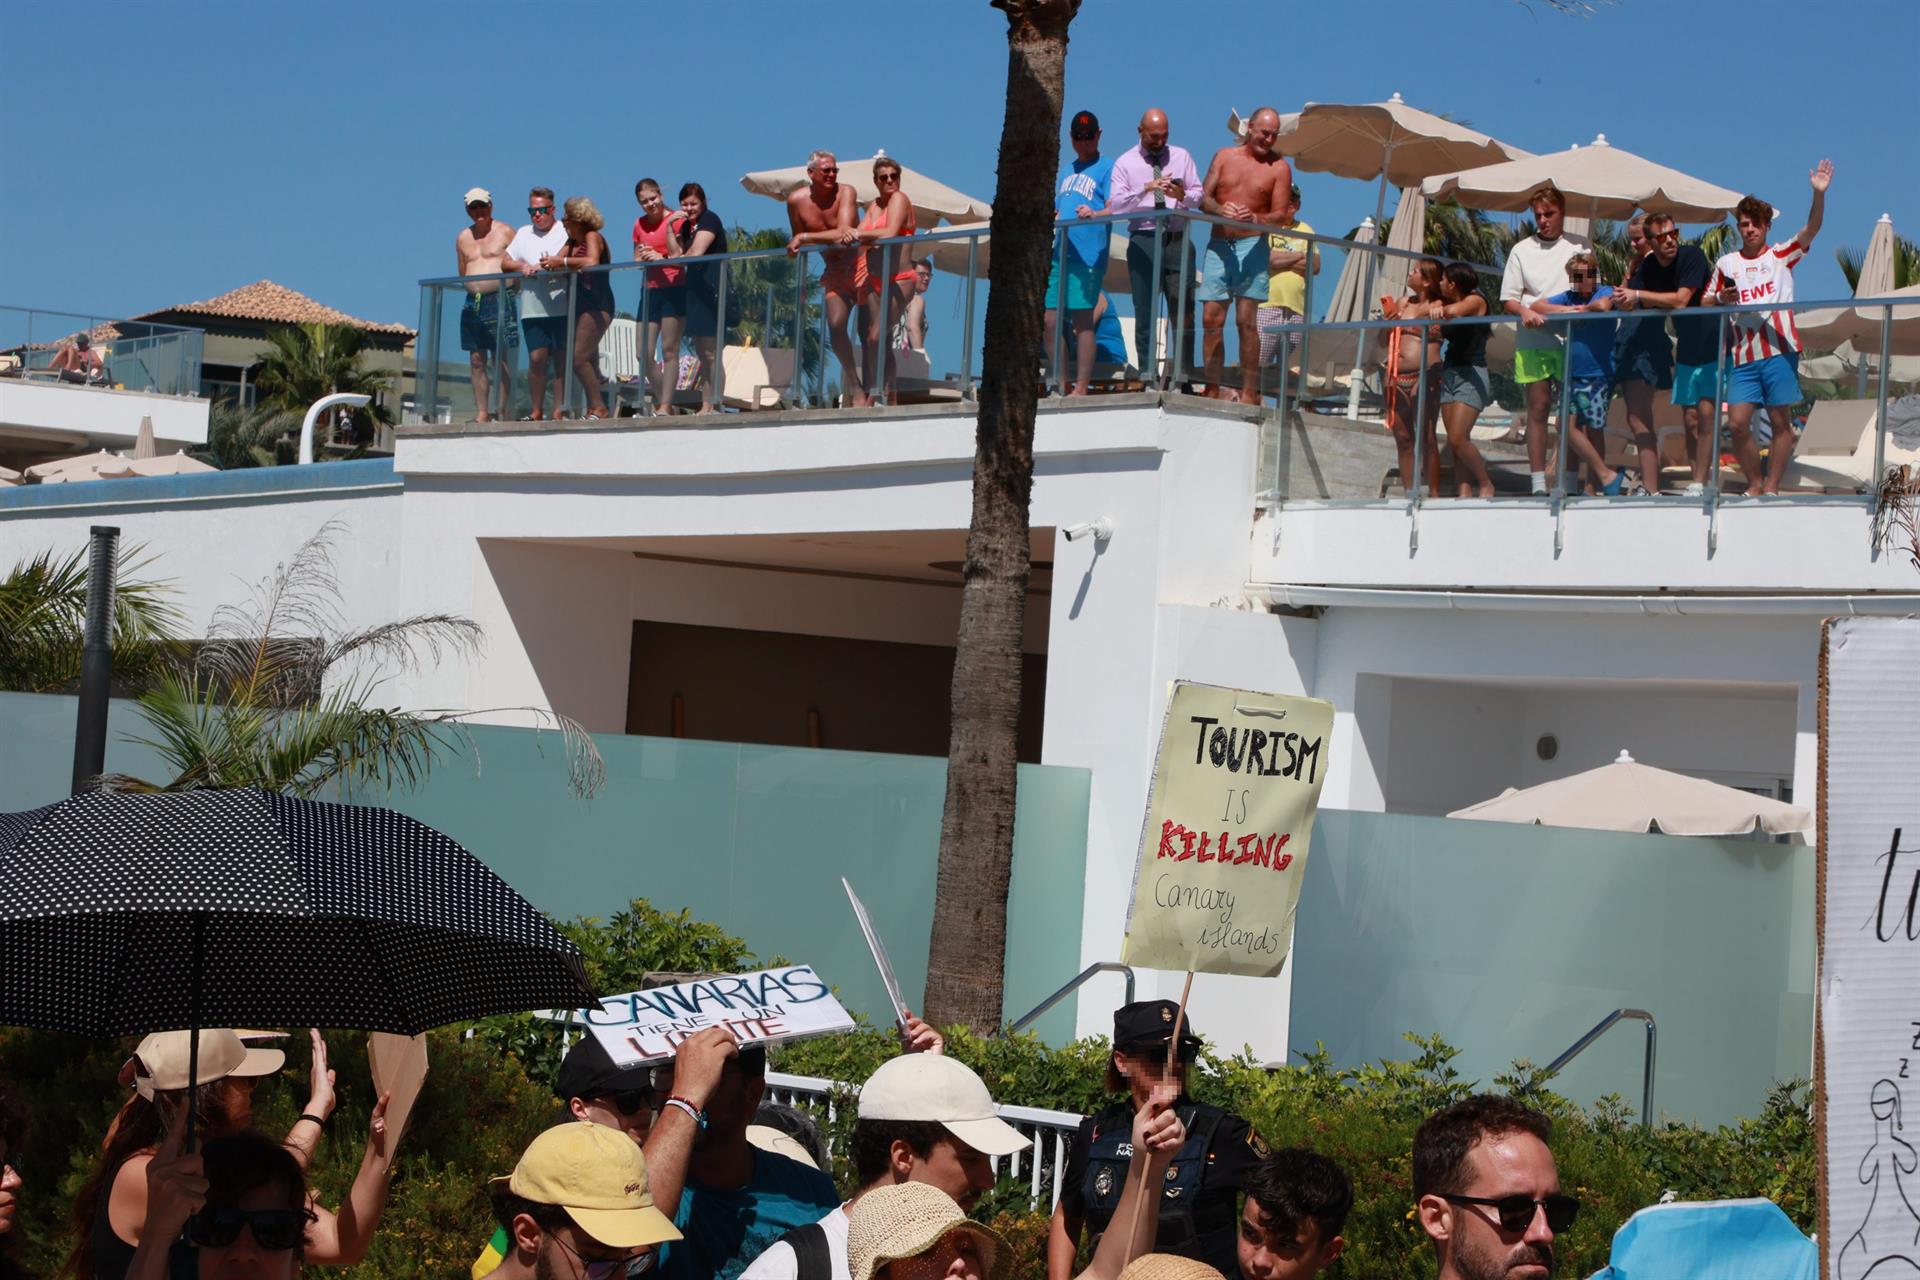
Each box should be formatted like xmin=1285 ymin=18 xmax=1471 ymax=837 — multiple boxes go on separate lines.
xmin=1447 ymin=749 xmax=1812 ymax=836
xmin=1375 ymin=183 xmax=1428 ymax=309
xmin=740 ymin=152 xmax=991 ymax=230
xmin=132 ymin=415 xmax=157 ymax=460
xmin=1423 ymin=134 xmax=1749 ymax=225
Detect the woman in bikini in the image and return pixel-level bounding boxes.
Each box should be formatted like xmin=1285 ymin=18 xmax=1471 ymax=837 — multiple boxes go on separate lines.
xmin=554 ymin=196 xmax=615 ymax=419
xmin=857 ymin=155 xmax=919 ymax=404
xmin=1377 ymin=256 xmax=1446 ymax=496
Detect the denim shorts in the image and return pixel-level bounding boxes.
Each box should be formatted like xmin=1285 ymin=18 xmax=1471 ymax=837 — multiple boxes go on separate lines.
xmin=521 ymin=315 xmax=568 ymax=353
xmin=1198 ymin=235 xmax=1268 ymax=302
xmin=1727 ymin=352 xmax=1801 ymax=407
xmin=1440 ymin=365 xmax=1490 ymax=409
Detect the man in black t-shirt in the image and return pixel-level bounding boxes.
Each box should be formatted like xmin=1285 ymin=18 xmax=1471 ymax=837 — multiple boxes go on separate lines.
xmin=1616 ymin=212 xmax=1718 ymax=496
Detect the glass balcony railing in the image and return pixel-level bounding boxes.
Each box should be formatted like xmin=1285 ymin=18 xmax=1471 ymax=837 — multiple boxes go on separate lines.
xmin=413 ymin=209 xmax=1918 ymax=515
xmin=0 ymin=304 xmax=204 ymax=397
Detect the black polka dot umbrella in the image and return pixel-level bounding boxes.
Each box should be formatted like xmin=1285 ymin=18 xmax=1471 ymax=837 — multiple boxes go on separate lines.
xmin=0 ymin=788 xmax=597 ymax=1038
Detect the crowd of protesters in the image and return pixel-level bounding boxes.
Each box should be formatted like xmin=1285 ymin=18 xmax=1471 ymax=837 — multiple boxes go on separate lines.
xmin=0 ymin=999 xmax=1594 ymax=1280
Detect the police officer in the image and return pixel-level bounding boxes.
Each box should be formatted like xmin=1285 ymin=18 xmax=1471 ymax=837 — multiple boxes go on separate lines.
xmin=1046 ymin=1001 xmax=1269 ymax=1280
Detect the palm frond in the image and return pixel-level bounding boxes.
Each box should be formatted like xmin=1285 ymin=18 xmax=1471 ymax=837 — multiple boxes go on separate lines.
xmin=0 ymin=543 xmax=187 ymax=693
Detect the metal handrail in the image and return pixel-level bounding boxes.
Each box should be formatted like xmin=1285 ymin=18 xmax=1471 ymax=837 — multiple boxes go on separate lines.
xmin=1544 ymin=1008 xmax=1657 ymax=1128
xmin=1003 ymin=962 xmax=1135 ymax=1037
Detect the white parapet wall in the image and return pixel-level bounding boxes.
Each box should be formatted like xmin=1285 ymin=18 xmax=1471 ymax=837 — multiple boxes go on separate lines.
xmin=0 ymin=381 xmax=211 ymax=450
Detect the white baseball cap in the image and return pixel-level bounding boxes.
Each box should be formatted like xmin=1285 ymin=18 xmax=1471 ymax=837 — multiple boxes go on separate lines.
xmin=464 ymin=187 xmax=493 ymax=206
xmin=131 ymin=1029 xmax=285 ymax=1093
xmin=857 ymin=1055 xmax=1031 ymax=1157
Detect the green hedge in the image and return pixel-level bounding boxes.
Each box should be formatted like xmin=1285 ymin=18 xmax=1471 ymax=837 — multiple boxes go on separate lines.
xmin=0 ymin=901 xmax=1816 ymax=1280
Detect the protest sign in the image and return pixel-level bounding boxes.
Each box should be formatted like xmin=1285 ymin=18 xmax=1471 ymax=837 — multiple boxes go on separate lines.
xmin=1121 ymin=682 xmax=1334 ymax=978
xmin=843 ymin=877 xmax=909 ymax=1029
xmin=368 ymin=1032 xmax=428 ymax=1145
xmin=1819 ymin=618 xmax=1920 ymax=1280
xmin=584 ymin=964 xmax=855 ymax=1067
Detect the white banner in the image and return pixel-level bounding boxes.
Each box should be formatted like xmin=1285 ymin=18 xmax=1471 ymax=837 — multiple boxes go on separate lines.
xmin=582 ymin=964 xmax=855 ymax=1067
xmin=1820 ymin=618 xmax=1920 ymax=1280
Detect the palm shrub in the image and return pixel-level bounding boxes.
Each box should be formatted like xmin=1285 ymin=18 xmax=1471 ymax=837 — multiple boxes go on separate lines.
xmin=0 ymin=545 xmax=185 ymax=694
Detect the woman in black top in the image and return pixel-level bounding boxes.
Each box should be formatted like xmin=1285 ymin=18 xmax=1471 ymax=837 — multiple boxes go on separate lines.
xmin=1435 ymin=261 xmax=1495 ymax=498
xmin=676 ymin=183 xmax=731 ymax=415
xmin=1046 ymin=1002 xmax=1267 ymax=1280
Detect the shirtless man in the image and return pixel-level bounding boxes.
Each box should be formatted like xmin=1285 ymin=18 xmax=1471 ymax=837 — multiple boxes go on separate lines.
xmin=456 ymin=187 xmax=517 ymax=421
xmin=1199 ymin=107 xmax=1293 ymax=403
xmin=47 ymin=332 xmax=106 ymax=383
xmin=785 ymin=150 xmax=869 ymax=407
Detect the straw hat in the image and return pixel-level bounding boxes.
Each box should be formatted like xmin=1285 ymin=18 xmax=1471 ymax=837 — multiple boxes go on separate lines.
xmin=847 ymin=1183 xmax=1009 ymax=1280
xmin=1118 ymin=1256 xmax=1228 ymax=1280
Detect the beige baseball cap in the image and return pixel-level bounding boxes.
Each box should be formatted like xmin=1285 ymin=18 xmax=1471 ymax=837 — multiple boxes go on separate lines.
xmin=856 ymin=1055 xmax=1030 ymax=1157
xmin=464 ymin=187 xmax=493 ymax=206
xmin=494 ymin=1123 xmax=682 ymax=1250
xmin=131 ymin=1029 xmax=285 ymax=1092
xmin=848 ymin=1182 xmax=1008 ymax=1280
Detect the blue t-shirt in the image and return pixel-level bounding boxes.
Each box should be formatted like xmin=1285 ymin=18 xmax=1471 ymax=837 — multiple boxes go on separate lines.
xmin=1547 ymin=286 xmax=1617 ymax=381
xmin=1055 ymin=155 xmax=1114 ymax=267
xmin=658 ymin=1149 xmax=840 ymax=1280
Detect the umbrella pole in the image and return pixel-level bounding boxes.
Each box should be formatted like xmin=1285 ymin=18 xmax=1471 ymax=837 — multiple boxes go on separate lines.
xmin=1349 ymin=156 xmax=1393 ymax=421
xmin=184 ymin=913 xmax=205 ymax=1153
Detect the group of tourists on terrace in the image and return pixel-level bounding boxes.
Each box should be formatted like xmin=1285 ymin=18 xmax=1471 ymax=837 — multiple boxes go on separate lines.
xmin=445 ymin=102 xmax=1838 ymax=500
xmin=0 ymin=1002 xmax=1579 ymax=1280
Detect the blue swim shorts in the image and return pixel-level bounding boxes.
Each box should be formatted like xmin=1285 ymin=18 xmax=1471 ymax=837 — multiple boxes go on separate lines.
xmin=521 ymin=314 xmax=568 ymax=353
xmin=459 ymin=291 xmax=519 ymax=354
xmin=1568 ymin=376 xmax=1614 ymax=429
xmin=1197 ymin=235 xmax=1269 ymax=302
xmin=1045 ymin=255 xmax=1105 ymax=313
xmin=1671 ymin=360 xmax=1721 ymax=407
xmin=1726 ymin=352 xmax=1800 ymax=407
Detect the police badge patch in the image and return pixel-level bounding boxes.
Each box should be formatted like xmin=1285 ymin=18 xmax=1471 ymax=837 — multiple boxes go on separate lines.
xmin=1094 ymin=1167 xmax=1115 ymax=1198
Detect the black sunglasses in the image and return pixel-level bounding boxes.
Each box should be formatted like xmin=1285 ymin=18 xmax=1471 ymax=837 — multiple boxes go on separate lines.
xmin=604 ymin=1088 xmax=654 ymax=1114
xmin=1444 ymin=1193 xmax=1580 ymax=1234
xmin=188 ymin=1207 xmax=312 ymax=1251
xmin=529 ymin=206 xmax=554 ymax=216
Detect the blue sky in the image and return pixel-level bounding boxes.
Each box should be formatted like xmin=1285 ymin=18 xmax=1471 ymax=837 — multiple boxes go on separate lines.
xmin=3 ymin=0 xmax=1912 ymax=330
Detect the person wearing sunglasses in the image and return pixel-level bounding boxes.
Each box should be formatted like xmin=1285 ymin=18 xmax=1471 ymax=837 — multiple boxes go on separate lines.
xmin=786 ymin=150 xmax=869 ymax=408
xmin=1536 ymin=252 xmax=1628 ymax=496
xmin=1616 ymin=212 xmax=1717 ymax=496
xmin=128 ymin=1127 xmax=317 ymax=1280
xmin=1413 ymin=1095 xmax=1577 ymax=1280
xmin=856 ymin=155 xmax=922 ymax=404
xmin=504 ymin=187 xmax=574 ymax=421
xmin=482 ymin=1123 xmax=682 ymax=1280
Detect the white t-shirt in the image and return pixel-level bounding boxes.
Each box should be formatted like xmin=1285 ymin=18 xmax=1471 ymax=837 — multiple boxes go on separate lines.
xmin=737 ymin=1205 xmax=851 ymax=1280
xmin=1500 ymin=231 xmax=1593 ymax=350
xmin=506 ymin=222 xmax=571 ymax=318
xmin=1711 ymin=241 xmax=1807 ymax=364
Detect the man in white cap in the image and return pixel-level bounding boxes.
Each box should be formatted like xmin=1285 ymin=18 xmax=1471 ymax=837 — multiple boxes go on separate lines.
xmin=456 ymin=186 xmax=518 ymax=422
xmin=738 ymin=1053 xmax=1032 ymax=1280
xmin=483 ymin=1121 xmax=682 ymax=1280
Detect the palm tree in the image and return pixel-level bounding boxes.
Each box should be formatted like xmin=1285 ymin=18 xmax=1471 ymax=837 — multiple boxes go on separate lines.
xmin=723 ymin=226 xmax=825 ymax=383
xmin=1372 ymin=201 xmax=1510 ymax=271
xmin=0 ymin=546 xmax=186 ymax=694
xmin=922 ymin=0 xmax=1077 ymax=1034
xmin=251 ymin=322 xmax=394 ymax=433
xmin=194 ymin=401 xmax=302 ymax=470
xmin=1838 ymin=235 xmax=1920 ymax=292
xmin=107 ymin=521 xmax=604 ymax=800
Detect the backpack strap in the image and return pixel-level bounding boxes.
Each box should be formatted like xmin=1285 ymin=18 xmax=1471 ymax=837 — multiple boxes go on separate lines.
xmin=781 ymin=1221 xmax=832 ymax=1280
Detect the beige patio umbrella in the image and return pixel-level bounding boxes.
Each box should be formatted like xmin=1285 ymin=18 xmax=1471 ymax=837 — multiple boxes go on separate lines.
xmin=1423 ymin=133 xmax=1749 ymax=225
xmin=739 ymin=151 xmax=991 ymax=230
xmin=25 ymin=449 xmax=132 ymax=484
xmin=1802 ymin=220 xmax=1920 ymax=368
xmin=0 ymin=464 xmax=19 ymax=486
xmin=132 ymin=415 xmax=157 ymax=459
xmin=924 ymin=227 xmax=1133 ymax=294
xmin=123 ymin=450 xmax=217 ymax=477
xmin=1447 ymin=749 xmax=1812 ymax=836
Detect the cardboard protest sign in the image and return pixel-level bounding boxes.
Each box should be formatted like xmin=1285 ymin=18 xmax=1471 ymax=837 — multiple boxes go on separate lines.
xmin=367 ymin=1032 xmax=428 ymax=1148
xmin=843 ymin=877 xmax=909 ymax=1029
xmin=1819 ymin=618 xmax=1920 ymax=1280
xmin=584 ymin=964 xmax=855 ymax=1067
xmin=1122 ymin=682 xmax=1333 ymax=977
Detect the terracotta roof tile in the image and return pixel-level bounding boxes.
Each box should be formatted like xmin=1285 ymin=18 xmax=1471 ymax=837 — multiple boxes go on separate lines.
xmin=134 ymin=280 xmax=414 ymax=337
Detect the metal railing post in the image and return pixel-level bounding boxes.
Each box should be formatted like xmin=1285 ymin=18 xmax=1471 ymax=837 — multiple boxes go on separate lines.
xmin=959 ymin=235 xmax=979 ymax=401
xmin=1553 ymin=316 xmax=1573 ymax=498
xmin=712 ymin=258 xmax=729 ymax=411
xmin=1002 ymin=962 xmax=1137 ymax=1038
xmin=1146 ymin=214 xmax=1165 ymax=389
xmin=1543 ymin=1008 xmax=1658 ymax=1129
xmin=791 ymin=253 xmax=809 ymax=409
xmin=1873 ymin=302 xmax=1893 ymax=490
xmin=1172 ymin=218 xmax=1195 ymax=391
xmin=1052 ymin=227 xmax=1068 ymax=397
xmin=638 ymin=265 xmax=655 ymax=418
xmin=563 ymin=273 xmax=579 ymax=420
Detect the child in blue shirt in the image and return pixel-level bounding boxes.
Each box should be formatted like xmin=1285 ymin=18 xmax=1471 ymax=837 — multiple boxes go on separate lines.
xmin=1539 ymin=251 xmax=1626 ymax=494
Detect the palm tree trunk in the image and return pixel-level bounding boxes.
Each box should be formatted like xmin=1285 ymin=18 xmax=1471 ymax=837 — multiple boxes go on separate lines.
xmin=922 ymin=0 xmax=1078 ymax=1032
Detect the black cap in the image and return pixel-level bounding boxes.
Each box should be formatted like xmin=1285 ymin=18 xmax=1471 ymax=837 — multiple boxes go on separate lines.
xmin=1069 ymin=110 xmax=1100 ymax=139
xmin=553 ymin=1033 xmax=654 ymax=1103
xmin=1113 ymin=1000 xmax=1202 ymax=1052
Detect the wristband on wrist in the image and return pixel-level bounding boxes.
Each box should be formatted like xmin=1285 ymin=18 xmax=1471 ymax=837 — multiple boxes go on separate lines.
xmin=297 ymin=1112 xmax=331 ymax=1130
xmin=663 ymin=1095 xmax=708 ymax=1129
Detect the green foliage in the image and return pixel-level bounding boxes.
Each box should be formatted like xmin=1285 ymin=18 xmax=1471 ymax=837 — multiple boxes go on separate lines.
xmin=0 ymin=544 xmax=186 ymax=695
xmin=1838 ymin=235 xmax=1920 ymax=293
xmin=723 ymin=225 xmax=826 ymax=385
xmin=252 ymin=322 xmax=394 ymax=429
xmin=193 ymin=400 xmax=302 ymax=469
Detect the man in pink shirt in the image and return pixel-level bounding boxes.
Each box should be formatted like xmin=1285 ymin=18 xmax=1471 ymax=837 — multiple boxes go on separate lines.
xmin=1108 ymin=108 xmax=1202 ymax=390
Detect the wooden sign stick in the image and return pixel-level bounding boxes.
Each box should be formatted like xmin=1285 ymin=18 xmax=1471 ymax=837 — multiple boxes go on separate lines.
xmin=1165 ymin=969 xmax=1195 ymax=1079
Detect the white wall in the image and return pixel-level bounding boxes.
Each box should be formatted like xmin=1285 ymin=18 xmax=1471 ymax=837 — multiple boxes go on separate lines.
xmin=1381 ymin=680 xmax=1527 ymax=817
xmin=0 ymin=381 xmax=209 ymax=448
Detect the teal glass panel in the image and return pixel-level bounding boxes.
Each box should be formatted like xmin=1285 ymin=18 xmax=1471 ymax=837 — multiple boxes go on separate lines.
xmin=1291 ymin=808 xmax=1814 ymax=1127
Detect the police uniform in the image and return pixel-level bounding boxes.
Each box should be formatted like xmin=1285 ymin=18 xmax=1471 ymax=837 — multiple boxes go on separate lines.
xmin=1059 ymin=1002 xmax=1270 ymax=1278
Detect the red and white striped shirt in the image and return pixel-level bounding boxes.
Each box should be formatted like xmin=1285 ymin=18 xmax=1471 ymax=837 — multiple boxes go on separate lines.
xmin=1711 ymin=241 xmax=1807 ymax=364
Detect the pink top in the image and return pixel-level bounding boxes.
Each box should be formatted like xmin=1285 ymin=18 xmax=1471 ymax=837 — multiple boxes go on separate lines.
xmin=632 ymin=213 xmax=686 ymax=288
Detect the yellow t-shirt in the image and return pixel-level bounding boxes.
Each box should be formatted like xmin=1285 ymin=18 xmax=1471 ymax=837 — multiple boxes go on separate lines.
xmin=1265 ymin=220 xmax=1314 ymax=313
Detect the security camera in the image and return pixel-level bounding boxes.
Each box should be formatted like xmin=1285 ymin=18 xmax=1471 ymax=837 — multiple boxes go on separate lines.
xmin=1061 ymin=517 xmax=1114 ymax=544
